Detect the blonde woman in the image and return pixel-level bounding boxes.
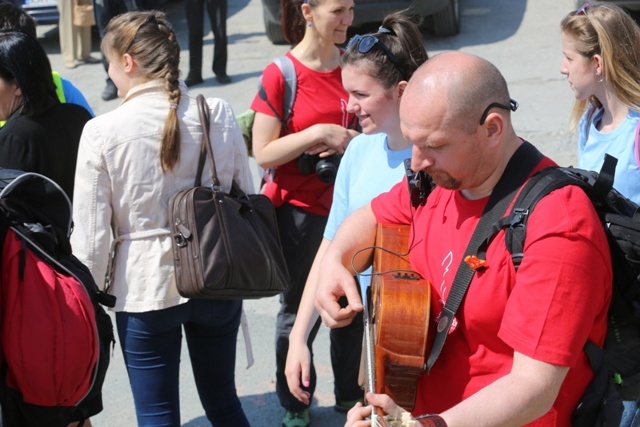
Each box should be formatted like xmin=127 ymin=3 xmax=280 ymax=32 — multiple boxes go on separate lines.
xmin=560 ymin=3 xmax=640 ymax=203
xmin=560 ymin=5 xmax=640 ymax=426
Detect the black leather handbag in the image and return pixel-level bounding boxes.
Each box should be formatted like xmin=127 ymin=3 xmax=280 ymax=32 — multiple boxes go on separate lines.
xmin=169 ymin=94 xmax=289 ymax=299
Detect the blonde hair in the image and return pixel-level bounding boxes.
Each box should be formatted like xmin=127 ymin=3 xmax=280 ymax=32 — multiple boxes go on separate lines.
xmin=102 ymin=11 xmax=182 ymax=172
xmin=561 ymin=4 xmax=640 ymax=129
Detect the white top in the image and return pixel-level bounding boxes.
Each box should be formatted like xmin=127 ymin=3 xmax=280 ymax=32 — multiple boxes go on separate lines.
xmin=71 ymin=80 xmax=254 ymax=312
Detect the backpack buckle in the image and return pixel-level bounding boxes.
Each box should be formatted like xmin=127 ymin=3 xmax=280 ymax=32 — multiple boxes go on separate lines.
xmin=510 ymin=208 xmax=529 ymax=228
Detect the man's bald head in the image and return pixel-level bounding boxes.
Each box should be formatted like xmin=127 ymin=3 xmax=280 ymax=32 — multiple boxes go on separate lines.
xmin=402 ymin=52 xmax=513 ymax=133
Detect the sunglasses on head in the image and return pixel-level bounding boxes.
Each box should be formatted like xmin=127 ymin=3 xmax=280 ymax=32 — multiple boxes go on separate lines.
xmin=576 ymin=2 xmax=590 ymax=16
xmin=479 ymin=99 xmax=519 ymax=125
xmin=346 ymin=33 xmax=407 ymax=79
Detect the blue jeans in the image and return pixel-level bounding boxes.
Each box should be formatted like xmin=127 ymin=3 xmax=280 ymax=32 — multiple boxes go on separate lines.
xmin=620 ymin=400 xmax=640 ymax=427
xmin=116 ymin=299 xmax=250 ymax=427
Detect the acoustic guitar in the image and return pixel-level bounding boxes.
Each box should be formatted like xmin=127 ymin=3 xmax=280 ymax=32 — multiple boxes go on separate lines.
xmin=363 ymin=223 xmax=431 ymax=420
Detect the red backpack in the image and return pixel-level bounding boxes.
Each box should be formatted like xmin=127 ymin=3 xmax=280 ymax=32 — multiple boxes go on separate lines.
xmin=0 ymin=170 xmax=115 ymax=426
xmin=1 ymin=227 xmax=97 ymax=406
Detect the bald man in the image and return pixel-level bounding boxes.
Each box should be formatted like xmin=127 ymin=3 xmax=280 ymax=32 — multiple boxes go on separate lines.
xmin=315 ymin=52 xmax=612 ymax=427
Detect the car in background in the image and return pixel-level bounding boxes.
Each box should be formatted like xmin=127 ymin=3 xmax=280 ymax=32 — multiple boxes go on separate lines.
xmin=261 ymin=0 xmax=460 ymax=44
xmin=2 ymin=0 xmax=59 ymax=26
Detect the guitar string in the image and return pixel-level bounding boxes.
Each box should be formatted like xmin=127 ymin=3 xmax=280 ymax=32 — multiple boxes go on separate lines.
xmin=349 ymin=187 xmax=425 ymax=280
xmin=351 ymin=245 xmax=422 ymax=278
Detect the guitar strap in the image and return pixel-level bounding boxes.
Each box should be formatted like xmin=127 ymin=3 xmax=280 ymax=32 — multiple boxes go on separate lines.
xmin=426 ymin=141 xmax=544 ymax=372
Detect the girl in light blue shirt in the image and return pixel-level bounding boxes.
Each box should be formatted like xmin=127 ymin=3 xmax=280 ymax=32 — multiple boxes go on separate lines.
xmin=284 ymin=10 xmax=429 ymax=417
xmin=560 ymin=4 xmax=640 ymax=425
xmin=560 ymin=3 xmax=640 ymax=204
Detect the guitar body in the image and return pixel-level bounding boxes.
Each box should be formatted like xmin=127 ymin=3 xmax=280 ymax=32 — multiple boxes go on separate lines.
xmin=370 ymin=223 xmax=430 ymax=411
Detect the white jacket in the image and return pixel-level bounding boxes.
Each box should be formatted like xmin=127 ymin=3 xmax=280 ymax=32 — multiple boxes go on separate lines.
xmin=71 ymin=80 xmax=255 ymax=312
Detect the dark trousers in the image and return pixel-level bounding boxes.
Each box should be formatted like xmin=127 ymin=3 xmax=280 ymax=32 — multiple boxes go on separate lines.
xmin=274 ymin=203 xmax=364 ymax=412
xmin=184 ymin=0 xmax=228 ymax=78
xmin=136 ymin=0 xmax=161 ymax=9
xmin=115 ymin=299 xmax=250 ymax=427
xmin=94 ymin=0 xmax=129 ymax=81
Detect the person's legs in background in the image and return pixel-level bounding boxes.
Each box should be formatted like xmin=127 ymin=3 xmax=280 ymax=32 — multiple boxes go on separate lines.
xmin=185 ymin=299 xmax=250 ymax=427
xmin=58 ymin=0 xmax=97 ymax=69
xmin=115 ymin=305 xmax=187 ymax=427
xmin=274 ymin=204 xmax=327 ymax=427
xmin=93 ymin=0 xmax=121 ymax=100
xmin=330 ymin=306 xmax=364 ymax=412
xmin=205 ymin=0 xmax=230 ymax=84
xmin=127 ymin=0 xmax=162 ymax=10
xmin=184 ymin=0 xmax=205 ymax=87
xmin=75 ymin=25 xmax=94 ymax=63
xmin=57 ymin=0 xmax=76 ymax=68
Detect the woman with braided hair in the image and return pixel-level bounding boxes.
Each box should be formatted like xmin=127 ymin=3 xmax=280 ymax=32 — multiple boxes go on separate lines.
xmin=70 ymin=10 xmax=253 ymax=427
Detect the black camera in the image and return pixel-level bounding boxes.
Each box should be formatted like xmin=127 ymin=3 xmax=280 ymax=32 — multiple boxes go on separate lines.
xmin=297 ymin=153 xmax=342 ymax=183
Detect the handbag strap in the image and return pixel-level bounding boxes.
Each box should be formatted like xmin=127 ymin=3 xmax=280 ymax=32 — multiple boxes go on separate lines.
xmin=426 ymin=141 xmax=544 ymax=372
xmin=195 ymin=94 xmax=221 ymax=189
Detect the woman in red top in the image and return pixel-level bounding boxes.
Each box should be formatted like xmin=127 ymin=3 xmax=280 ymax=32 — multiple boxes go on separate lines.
xmin=250 ymin=0 xmax=359 ymax=426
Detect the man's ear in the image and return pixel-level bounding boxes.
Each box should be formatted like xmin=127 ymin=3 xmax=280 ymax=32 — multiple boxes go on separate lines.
xmin=483 ymin=112 xmax=505 ymax=145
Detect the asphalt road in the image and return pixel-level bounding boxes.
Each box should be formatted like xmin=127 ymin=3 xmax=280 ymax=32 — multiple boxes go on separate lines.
xmin=35 ymin=0 xmax=578 ymax=425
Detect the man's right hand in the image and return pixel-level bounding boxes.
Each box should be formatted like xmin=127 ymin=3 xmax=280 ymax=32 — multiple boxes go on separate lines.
xmin=314 ymin=257 xmax=364 ymax=328
xmin=314 ymin=203 xmax=378 ymax=328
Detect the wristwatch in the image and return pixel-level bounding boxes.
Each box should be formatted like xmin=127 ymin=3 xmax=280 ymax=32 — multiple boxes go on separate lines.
xmin=414 ymin=414 xmax=448 ymax=427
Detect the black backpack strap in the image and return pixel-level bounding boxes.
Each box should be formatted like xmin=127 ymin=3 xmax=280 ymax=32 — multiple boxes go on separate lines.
xmin=504 ymin=156 xmax=617 ymax=270
xmin=426 ymin=141 xmax=544 ymax=371
xmin=504 ymin=167 xmax=576 ymax=268
xmin=591 ymin=154 xmax=616 ymax=202
xmin=500 ymin=156 xmax=626 ymax=381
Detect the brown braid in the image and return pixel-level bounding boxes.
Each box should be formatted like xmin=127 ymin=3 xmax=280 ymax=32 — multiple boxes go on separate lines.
xmin=102 ymin=11 xmax=182 ymax=172
xmin=157 ymin=22 xmax=182 ymax=172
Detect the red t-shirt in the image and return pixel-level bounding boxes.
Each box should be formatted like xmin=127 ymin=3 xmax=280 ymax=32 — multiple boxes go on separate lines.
xmin=370 ymin=155 xmax=612 ymax=426
xmin=250 ymin=52 xmax=357 ymax=216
